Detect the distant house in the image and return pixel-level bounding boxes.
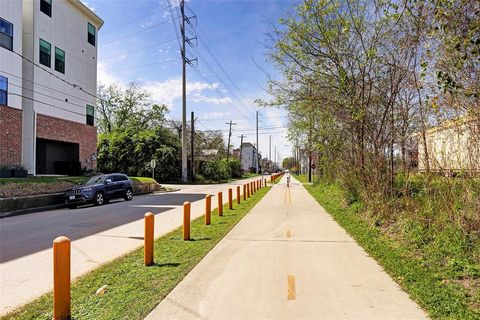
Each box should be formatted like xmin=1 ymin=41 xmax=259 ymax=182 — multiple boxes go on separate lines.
xmin=240 ymin=142 xmax=258 ymax=172
xmin=417 ymin=117 xmax=480 ymax=173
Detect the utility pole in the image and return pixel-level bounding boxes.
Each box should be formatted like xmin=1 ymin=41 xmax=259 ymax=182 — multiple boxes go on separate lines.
xmin=256 ymin=111 xmax=259 ymax=173
xmin=274 ymin=146 xmax=276 ymax=171
xmin=225 ymin=120 xmax=236 ymax=161
xmin=180 ymin=0 xmax=188 ymax=182
xmin=238 ymin=134 xmax=244 ymax=170
xmin=269 ymin=135 xmax=271 ymax=172
xmin=190 ymin=111 xmax=195 ymax=182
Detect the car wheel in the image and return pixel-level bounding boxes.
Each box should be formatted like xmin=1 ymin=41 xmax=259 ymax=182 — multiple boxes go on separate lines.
xmin=93 ymin=192 xmax=105 ymax=206
xmin=68 ymin=204 xmax=77 ymax=209
xmin=124 ymin=188 xmax=133 ymax=201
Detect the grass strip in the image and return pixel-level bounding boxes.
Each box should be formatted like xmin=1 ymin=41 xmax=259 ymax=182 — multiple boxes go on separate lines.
xmin=304 ymin=182 xmax=480 ymax=320
xmin=293 ymin=174 xmax=308 ymax=184
xmin=2 ymin=186 xmax=271 ymax=320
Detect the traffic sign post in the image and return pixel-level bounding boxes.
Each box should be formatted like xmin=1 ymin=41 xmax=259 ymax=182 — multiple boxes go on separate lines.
xmin=151 ymin=159 xmax=157 ymax=180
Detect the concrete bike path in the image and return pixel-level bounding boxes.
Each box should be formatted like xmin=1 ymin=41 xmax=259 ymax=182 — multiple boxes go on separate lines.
xmin=146 ymin=175 xmax=428 ymax=320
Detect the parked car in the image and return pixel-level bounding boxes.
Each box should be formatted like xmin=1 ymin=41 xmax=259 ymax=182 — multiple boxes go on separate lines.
xmin=64 ymin=173 xmax=133 ymax=209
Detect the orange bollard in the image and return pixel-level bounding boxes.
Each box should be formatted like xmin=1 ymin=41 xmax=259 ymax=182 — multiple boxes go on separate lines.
xmin=183 ymin=202 xmax=191 ymax=240
xmin=252 ymin=181 xmax=256 ymax=193
xmin=144 ymin=212 xmax=154 ymax=266
xmin=218 ymin=191 xmax=223 ymax=216
xmin=53 ymin=236 xmax=71 ymax=320
xmin=265 ymin=178 xmax=267 ymax=187
xmin=243 ymin=184 xmax=247 ymax=200
xmin=228 ymin=188 xmax=233 ymax=209
xmin=236 ymin=186 xmax=241 ymax=204
xmin=247 ymin=183 xmax=250 ymax=197
xmin=205 ymin=194 xmax=211 ymax=225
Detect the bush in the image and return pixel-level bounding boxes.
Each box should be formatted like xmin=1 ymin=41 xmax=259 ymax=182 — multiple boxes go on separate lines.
xmin=200 ymin=160 xmax=229 ymax=182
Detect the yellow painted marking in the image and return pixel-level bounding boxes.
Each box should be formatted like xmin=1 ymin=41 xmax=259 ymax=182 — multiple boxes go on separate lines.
xmin=286 ymin=230 xmax=292 ymax=239
xmin=287 ymin=275 xmax=296 ymax=300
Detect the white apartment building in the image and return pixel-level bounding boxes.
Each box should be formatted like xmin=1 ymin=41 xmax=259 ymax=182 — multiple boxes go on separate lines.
xmin=0 ymin=0 xmax=103 ymax=175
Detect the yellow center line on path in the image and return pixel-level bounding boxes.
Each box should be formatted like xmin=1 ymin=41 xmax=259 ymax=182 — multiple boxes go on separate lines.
xmin=287 ymin=275 xmax=296 ymax=300
xmin=286 ymin=230 xmax=292 ymax=239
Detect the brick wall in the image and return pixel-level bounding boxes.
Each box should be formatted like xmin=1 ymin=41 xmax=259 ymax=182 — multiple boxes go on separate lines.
xmin=37 ymin=113 xmax=97 ymax=169
xmin=0 ymin=105 xmax=23 ymax=166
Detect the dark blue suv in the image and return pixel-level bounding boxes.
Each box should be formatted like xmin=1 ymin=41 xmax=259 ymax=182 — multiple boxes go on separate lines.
xmin=64 ymin=173 xmax=133 ymax=209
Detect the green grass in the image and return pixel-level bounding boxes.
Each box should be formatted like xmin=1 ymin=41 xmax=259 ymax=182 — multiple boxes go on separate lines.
xmin=293 ymin=174 xmax=308 ymax=184
xmin=129 ymin=177 xmax=157 ymax=184
xmin=0 ymin=176 xmax=87 ymax=185
xmin=2 ymin=186 xmax=271 ymax=320
xmin=304 ymin=182 xmax=480 ymax=320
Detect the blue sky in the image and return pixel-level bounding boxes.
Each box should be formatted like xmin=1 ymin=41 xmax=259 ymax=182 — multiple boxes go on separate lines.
xmin=85 ymin=0 xmax=298 ymax=164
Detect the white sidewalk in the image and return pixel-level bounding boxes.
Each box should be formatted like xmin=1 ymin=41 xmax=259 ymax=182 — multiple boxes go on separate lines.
xmin=146 ymin=176 xmax=428 ymax=320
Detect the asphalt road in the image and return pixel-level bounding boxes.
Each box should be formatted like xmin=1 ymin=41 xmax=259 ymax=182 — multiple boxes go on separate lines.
xmin=0 ymin=192 xmax=206 ymax=263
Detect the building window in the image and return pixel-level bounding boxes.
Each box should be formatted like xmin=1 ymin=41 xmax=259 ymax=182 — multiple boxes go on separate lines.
xmin=86 ymin=105 xmax=94 ymax=125
xmin=0 ymin=18 xmax=13 ymax=51
xmin=40 ymin=0 xmax=52 ymax=17
xmin=39 ymin=39 xmax=51 ymax=67
xmin=87 ymin=22 xmax=96 ymax=46
xmin=55 ymin=47 xmax=65 ymax=74
xmin=0 ymin=75 xmax=7 ymax=105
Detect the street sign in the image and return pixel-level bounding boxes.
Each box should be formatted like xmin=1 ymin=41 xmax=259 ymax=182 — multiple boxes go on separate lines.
xmin=151 ymin=159 xmax=156 ymax=169
xmin=311 ymin=163 xmax=316 ymax=169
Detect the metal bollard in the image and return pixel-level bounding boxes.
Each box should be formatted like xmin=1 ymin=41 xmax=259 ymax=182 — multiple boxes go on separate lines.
xmin=228 ymin=188 xmax=233 ymax=209
xmin=183 ymin=202 xmax=191 ymax=240
xmin=218 ymin=191 xmax=223 ymax=216
xmin=236 ymin=186 xmax=241 ymax=204
xmin=53 ymin=236 xmax=71 ymax=320
xmin=243 ymin=184 xmax=247 ymax=200
xmin=205 ymin=194 xmax=211 ymax=225
xmin=144 ymin=212 xmax=154 ymax=266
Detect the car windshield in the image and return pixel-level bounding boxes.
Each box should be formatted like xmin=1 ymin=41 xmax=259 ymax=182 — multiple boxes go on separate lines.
xmin=85 ymin=175 xmax=105 ymax=185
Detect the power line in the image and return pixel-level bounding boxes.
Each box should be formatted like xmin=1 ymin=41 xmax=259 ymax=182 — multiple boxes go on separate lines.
xmin=0 ymin=69 xmax=95 ymax=106
xmin=100 ymin=37 xmax=180 ymax=60
xmin=8 ymin=92 xmax=87 ymax=117
xmin=8 ymin=49 xmax=100 ymax=102
xmin=102 ymin=18 xmax=179 ymax=45
xmin=111 ymin=58 xmax=180 ymax=72
xmin=7 ymin=81 xmax=88 ymax=112
xmin=101 ymin=4 xmax=173 ymax=36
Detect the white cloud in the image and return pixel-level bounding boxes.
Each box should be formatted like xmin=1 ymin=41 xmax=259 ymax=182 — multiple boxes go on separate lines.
xmin=143 ymin=78 xmax=231 ymax=109
xmin=97 ymin=62 xmax=122 ymax=87
xmin=200 ymin=112 xmax=228 ymax=119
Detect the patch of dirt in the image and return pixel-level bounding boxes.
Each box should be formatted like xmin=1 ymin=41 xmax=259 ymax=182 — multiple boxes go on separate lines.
xmin=0 ymin=182 xmax=75 ymax=198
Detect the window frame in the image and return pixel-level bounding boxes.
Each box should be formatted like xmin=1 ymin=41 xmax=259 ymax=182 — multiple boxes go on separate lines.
xmin=0 ymin=17 xmax=13 ymax=51
xmin=86 ymin=104 xmax=95 ymax=126
xmin=39 ymin=38 xmax=51 ymax=67
xmin=87 ymin=22 xmax=96 ymax=46
xmin=54 ymin=47 xmax=65 ymax=74
xmin=40 ymin=0 xmax=52 ymax=17
xmin=0 ymin=75 xmax=7 ymax=106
